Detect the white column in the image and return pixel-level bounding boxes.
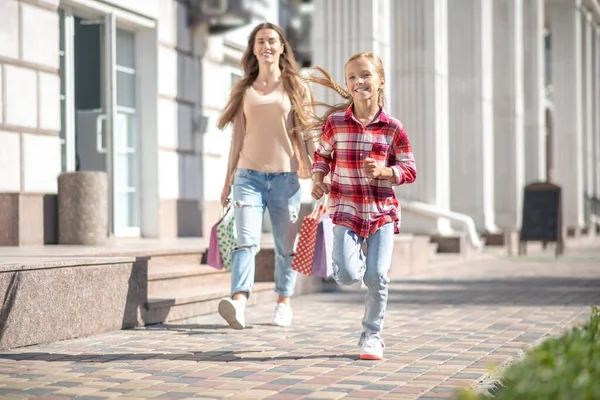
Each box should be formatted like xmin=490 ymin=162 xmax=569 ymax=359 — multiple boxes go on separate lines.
xmin=523 ymin=0 xmax=547 ymax=184
xmin=493 ymin=0 xmax=526 ymax=231
xmin=312 ymin=0 xmax=391 ymax=108
xmin=582 ymin=11 xmax=594 ymax=226
xmin=391 ymin=0 xmax=452 ymax=235
xmin=595 ymin=25 xmax=600 ymax=200
xmin=547 ymin=0 xmax=585 ymax=230
xmin=447 ymin=0 xmax=497 ymax=233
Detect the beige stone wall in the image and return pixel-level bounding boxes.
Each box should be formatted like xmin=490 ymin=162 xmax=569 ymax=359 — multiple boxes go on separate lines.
xmin=0 ymin=0 xmax=61 ymax=245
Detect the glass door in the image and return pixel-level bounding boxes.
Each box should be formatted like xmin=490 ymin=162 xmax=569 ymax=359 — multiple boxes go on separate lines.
xmin=61 ymin=11 xmax=141 ymax=237
xmin=112 ymin=24 xmax=140 ymax=236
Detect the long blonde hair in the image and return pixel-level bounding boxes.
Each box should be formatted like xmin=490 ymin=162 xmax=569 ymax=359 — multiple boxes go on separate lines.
xmin=302 ymin=52 xmax=386 ymax=137
xmin=217 ymin=22 xmax=312 ymax=131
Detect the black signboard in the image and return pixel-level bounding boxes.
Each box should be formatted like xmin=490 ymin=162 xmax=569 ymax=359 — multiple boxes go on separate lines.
xmin=518 ymin=182 xmax=563 ymax=257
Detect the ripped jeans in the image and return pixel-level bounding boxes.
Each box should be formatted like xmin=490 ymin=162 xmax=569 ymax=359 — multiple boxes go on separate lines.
xmin=230 ymin=168 xmax=302 ymax=298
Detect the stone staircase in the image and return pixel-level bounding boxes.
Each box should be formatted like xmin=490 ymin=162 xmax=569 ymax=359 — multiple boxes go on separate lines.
xmin=144 ymin=248 xmax=277 ymax=324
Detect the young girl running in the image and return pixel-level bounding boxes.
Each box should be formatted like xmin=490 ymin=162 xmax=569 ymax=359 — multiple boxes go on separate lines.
xmin=308 ymin=52 xmax=417 ymax=360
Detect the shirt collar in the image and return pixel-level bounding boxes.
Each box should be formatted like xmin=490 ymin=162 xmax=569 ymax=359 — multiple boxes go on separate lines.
xmin=344 ymin=103 xmax=390 ymax=124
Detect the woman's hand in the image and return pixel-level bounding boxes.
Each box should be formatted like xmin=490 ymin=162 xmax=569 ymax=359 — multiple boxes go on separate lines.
xmin=312 ymin=182 xmax=331 ymax=200
xmin=221 ymin=185 xmax=231 ymax=207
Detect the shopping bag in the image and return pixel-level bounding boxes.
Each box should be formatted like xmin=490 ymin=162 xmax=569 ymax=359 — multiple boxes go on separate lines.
xmin=216 ymin=205 xmax=237 ymax=271
xmin=291 ymin=203 xmax=328 ymax=276
xmin=312 ymin=213 xmax=334 ymax=278
xmin=206 ymin=212 xmax=224 ymax=269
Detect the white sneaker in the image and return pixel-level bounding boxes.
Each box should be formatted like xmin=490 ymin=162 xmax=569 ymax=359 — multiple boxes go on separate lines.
xmin=218 ymin=298 xmax=246 ymax=330
xmin=358 ymin=332 xmax=384 ymax=360
xmin=272 ymin=303 xmax=293 ymax=327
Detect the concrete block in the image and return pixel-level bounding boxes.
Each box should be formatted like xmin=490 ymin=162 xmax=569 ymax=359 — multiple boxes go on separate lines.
xmin=0 ymin=193 xmax=53 ymax=246
xmin=21 ymin=3 xmax=59 ymax=69
xmin=158 ymin=149 xmax=180 ymax=198
xmin=22 ymin=134 xmax=60 ymax=193
xmin=0 ymin=1 xmax=19 ymax=59
xmin=38 ymin=72 xmax=61 ymax=131
xmin=5 ymin=65 xmax=37 ymax=128
xmin=0 ymin=131 xmax=21 ymax=191
xmin=0 ymin=259 xmax=146 ymax=350
xmin=158 ymin=46 xmax=177 ymax=98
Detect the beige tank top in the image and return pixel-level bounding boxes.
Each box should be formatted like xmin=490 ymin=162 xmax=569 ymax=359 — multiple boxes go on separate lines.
xmin=237 ymin=83 xmax=299 ymax=173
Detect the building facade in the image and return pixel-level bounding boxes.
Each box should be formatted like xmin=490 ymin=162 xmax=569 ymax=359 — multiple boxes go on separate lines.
xmin=311 ymin=0 xmax=600 ymax=236
xmin=1 ymin=0 xmax=599 ymax=246
xmin=0 ymin=0 xmax=287 ymax=245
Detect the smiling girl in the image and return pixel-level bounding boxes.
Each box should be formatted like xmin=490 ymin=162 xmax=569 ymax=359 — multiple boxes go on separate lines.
xmin=308 ymin=52 xmax=417 ymax=360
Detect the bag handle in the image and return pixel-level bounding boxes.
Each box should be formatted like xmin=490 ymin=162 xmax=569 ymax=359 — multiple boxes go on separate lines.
xmin=310 ymin=194 xmax=329 ymax=219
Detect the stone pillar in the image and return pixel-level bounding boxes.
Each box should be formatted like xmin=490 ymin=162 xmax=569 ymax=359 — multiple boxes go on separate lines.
xmin=493 ymin=0 xmax=526 ymax=231
xmin=595 ymin=25 xmax=600 ymax=201
xmin=447 ymin=0 xmax=497 ymax=233
xmin=58 ymin=172 xmax=108 ymax=245
xmin=547 ymin=0 xmax=585 ymax=231
xmin=523 ymin=0 xmax=547 ymax=184
xmin=312 ymin=0 xmax=391 ymax=107
xmin=388 ymin=0 xmax=451 ymax=235
xmin=582 ymin=11 xmax=595 ymax=228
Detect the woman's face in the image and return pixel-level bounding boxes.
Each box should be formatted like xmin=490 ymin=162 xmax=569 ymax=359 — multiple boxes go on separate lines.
xmin=253 ymin=28 xmax=284 ymax=65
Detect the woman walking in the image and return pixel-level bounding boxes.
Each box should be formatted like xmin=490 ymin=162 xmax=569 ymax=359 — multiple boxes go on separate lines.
xmin=216 ymin=22 xmax=317 ymax=329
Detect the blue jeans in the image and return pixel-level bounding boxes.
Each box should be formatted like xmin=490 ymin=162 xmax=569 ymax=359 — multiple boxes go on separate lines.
xmin=332 ymin=223 xmax=394 ymax=334
xmin=230 ymin=168 xmax=302 ymax=298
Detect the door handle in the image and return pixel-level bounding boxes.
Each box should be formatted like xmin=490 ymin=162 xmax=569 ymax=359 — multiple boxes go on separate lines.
xmin=96 ymin=114 xmax=107 ymax=153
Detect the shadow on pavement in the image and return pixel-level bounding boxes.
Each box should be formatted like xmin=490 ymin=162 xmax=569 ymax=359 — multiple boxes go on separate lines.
xmin=138 ymin=324 xmax=234 ymax=335
xmin=322 ymin=276 xmax=600 ymax=306
xmin=0 ymin=350 xmax=359 ymax=363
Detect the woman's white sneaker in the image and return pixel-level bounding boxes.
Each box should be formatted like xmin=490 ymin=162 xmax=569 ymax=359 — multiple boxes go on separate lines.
xmin=358 ymin=332 xmax=384 ymax=360
xmin=272 ymin=303 xmax=293 ymax=327
xmin=218 ymin=298 xmax=246 ymax=329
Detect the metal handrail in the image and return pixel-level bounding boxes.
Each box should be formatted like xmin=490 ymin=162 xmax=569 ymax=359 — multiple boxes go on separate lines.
xmin=398 ymin=197 xmax=484 ymax=249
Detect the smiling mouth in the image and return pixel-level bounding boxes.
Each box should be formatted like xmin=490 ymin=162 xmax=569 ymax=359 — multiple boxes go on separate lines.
xmin=355 ymin=88 xmax=368 ymax=93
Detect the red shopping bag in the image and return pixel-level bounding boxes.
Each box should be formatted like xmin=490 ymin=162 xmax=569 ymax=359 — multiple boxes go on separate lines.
xmin=291 ymin=203 xmax=328 ymax=276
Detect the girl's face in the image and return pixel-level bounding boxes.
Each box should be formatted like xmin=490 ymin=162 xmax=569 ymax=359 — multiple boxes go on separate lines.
xmin=344 ymin=57 xmax=384 ymax=103
xmin=253 ymin=28 xmax=284 ymax=65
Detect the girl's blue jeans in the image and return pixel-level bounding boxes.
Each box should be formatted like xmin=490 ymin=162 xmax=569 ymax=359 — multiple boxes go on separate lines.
xmin=332 ymin=223 xmax=394 ymax=334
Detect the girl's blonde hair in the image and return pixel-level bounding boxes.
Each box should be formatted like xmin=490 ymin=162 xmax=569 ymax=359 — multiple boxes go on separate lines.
xmin=217 ymin=22 xmax=313 ymax=131
xmin=301 ymin=52 xmax=387 ymax=138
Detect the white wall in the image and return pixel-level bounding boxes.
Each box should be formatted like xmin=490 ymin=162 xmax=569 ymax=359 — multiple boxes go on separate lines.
xmin=0 ymin=0 xmax=61 ymax=194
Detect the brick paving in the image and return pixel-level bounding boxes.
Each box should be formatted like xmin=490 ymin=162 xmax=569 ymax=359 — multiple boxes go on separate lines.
xmin=0 ymin=239 xmax=598 ymax=400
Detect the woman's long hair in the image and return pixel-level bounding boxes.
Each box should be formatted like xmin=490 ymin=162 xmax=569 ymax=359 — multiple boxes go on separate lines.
xmin=301 ymin=52 xmax=387 ymax=138
xmin=217 ymin=22 xmax=312 ymax=131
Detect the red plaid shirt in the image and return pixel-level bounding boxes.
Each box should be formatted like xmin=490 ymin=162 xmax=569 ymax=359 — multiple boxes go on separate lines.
xmin=312 ymin=104 xmax=416 ymax=237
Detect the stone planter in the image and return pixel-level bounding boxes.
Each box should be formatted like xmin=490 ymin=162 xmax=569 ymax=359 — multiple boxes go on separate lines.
xmin=58 ymin=171 xmax=108 ymax=245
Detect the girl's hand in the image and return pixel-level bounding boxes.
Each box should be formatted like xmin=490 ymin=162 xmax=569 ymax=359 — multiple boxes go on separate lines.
xmin=311 ymin=182 xmax=331 ymax=200
xmin=220 ymin=185 xmax=231 ymax=207
xmin=364 ymin=157 xmax=383 ymax=178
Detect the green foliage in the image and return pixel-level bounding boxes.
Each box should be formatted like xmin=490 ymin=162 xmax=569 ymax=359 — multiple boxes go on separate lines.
xmin=456 ymin=306 xmax=600 ymax=400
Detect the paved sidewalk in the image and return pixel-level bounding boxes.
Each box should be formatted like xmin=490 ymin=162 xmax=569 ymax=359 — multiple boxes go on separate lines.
xmin=0 ymin=240 xmax=599 ymax=400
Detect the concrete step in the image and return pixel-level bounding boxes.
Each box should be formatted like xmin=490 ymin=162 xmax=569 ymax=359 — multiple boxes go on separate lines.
xmin=145 ymin=282 xmax=276 ymax=324
xmin=148 ymin=264 xmax=229 ymax=296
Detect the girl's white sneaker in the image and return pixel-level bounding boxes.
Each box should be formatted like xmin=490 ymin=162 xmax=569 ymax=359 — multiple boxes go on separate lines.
xmin=358 ymin=332 xmax=384 ymax=360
